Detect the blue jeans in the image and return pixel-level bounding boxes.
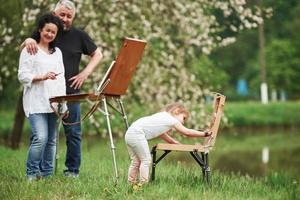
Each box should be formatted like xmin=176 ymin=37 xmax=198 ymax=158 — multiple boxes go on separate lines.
xmin=63 ymin=102 xmax=81 ymax=174
xmin=26 ymin=113 xmax=57 ymax=178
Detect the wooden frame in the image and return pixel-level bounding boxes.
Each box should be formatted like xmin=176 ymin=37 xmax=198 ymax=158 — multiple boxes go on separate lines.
xmin=49 ymin=37 xmax=147 ymax=184
xmin=151 ymin=94 xmax=226 ymax=184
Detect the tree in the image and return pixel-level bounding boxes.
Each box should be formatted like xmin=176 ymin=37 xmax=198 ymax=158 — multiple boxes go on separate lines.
xmin=1 ymin=0 xmax=263 ymax=147
xmin=265 ymin=39 xmax=300 ymax=98
xmin=210 ymin=0 xmax=300 ymax=100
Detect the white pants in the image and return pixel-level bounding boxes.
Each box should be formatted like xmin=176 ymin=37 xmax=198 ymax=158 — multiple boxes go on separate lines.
xmin=125 ymin=134 xmax=151 ymax=184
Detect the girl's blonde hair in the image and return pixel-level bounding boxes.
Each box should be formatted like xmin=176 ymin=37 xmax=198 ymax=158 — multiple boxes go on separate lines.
xmin=163 ymin=102 xmax=189 ymax=120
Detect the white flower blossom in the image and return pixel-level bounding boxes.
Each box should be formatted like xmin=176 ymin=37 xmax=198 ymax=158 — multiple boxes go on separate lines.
xmin=1 ymin=0 xmax=266 ymax=133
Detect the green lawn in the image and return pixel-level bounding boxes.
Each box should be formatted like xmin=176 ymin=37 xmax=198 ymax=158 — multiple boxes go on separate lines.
xmin=1 ymin=101 xmax=300 ymax=199
xmin=0 ymin=132 xmax=299 ymax=200
xmin=225 ymin=101 xmax=300 ymax=127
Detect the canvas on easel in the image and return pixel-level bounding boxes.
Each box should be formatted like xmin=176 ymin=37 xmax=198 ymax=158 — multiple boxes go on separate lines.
xmin=50 ymin=37 xmax=147 ymax=102
xmin=101 ymin=38 xmax=147 ymax=96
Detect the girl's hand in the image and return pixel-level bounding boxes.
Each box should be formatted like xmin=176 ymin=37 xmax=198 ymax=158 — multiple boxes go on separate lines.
xmin=174 ymin=140 xmax=181 ymax=144
xmin=204 ymin=130 xmax=212 ymax=137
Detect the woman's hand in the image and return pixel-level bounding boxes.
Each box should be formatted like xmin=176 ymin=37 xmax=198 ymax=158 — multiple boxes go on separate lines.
xmin=33 ymin=72 xmax=56 ymax=82
xmin=43 ymin=72 xmax=57 ymax=80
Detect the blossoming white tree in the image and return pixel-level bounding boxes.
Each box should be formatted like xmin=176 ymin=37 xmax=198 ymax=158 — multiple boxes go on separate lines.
xmin=1 ymin=0 xmax=266 ymax=137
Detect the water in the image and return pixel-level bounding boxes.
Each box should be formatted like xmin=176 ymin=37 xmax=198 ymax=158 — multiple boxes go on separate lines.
xmin=213 ymin=147 xmax=300 ymax=178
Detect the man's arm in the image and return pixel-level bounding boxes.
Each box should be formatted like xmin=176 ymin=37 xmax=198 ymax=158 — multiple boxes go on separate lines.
xmin=20 ymin=38 xmax=38 ymax=54
xmin=69 ymin=48 xmax=103 ymax=89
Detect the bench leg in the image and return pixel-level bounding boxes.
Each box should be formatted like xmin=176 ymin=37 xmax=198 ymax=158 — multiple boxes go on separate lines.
xmin=151 ymin=147 xmax=171 ymax=181
xmin=151 ymin=146 xmax=157 ymax=181
xmin=201 ymin=153 xmax=205 ymax=181
xmin=190 ymin=151 xmax=211 ymax=185
xmin=202 ymin=152 xmax=211 ymax=185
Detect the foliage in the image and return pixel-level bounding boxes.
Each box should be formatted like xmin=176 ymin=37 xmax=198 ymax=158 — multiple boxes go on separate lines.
xmin=0 ymin=0 xmax=264 ymax=131
xmin=211 ymin=0 xmax=300 ymax=100
xmin=265 ymin=39 xmax=300 ymax=94
xmin=190 ymin=55 xmax=229 ymax=91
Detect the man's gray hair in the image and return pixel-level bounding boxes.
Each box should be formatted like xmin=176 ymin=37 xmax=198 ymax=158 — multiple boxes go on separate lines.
xmin=54 ymin=0 xmax=76 ymax=14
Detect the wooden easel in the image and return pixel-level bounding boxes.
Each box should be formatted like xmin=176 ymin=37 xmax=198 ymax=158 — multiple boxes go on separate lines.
xmin=151 ymin=94 xmax=226 ymax=184
xmin=49 ymin=37 xmax=147 ymax=184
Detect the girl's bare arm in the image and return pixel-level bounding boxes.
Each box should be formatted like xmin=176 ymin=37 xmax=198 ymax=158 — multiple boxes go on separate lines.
xmin=173 ymin=122 xmax=211 ymax=137
xmin=159 ymin=131 xmax=180 ymax=144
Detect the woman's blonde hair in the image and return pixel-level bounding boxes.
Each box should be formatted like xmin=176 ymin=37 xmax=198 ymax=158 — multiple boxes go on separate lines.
xmin=163 ymin=102 xmax=189 ymax=120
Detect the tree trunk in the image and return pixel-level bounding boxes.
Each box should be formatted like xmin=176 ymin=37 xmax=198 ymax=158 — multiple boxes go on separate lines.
xmin=10 ymin=92 xmax=25 ymax=149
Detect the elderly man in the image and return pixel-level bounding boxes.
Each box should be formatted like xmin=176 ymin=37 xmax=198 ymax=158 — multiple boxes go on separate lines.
xmin=23 ymin=0 xmax=103 ymax=177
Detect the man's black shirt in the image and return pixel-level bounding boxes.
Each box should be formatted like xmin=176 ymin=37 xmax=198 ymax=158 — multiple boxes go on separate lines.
xmin=56 ymin=27 xmax=97 ymax=94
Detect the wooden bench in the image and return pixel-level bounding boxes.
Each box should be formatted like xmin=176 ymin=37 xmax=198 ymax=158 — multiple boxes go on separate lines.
xmin=150 ymin=94 xmax=226 ymax=184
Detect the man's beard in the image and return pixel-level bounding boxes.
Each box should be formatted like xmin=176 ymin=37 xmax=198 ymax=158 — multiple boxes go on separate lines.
xmin=63 ymin=24 xmax=71 ymax=31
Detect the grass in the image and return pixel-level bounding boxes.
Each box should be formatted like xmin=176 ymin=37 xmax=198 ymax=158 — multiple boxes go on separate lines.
xmin=225 ymin=101 xmax=300 ymax=127
xmin=0 ymin=133 xmax=299 ymax=200
xmin=1 ymin=101 xmax=300 ymax=199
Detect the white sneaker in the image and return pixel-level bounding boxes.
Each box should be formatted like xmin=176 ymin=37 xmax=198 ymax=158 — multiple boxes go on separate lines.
xmin=64 ymin=171 xmax=79 ymax=178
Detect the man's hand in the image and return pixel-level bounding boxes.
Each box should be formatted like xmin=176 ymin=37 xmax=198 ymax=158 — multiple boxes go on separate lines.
xmin=69 ymin=71 xmax=89 ymax=90
xmin=25 ymin=38 xmax=38 ymax=55
xmin=68 ymin=48 xmax=103 ymax=90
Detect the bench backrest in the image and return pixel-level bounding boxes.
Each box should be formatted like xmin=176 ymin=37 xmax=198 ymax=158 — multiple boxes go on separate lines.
xmin=203 ymin=94 xmax=226 ymax=147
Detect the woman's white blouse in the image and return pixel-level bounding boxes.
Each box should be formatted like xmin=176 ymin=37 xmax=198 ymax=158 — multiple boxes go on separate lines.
xmin=18 ymin=47 xmax=66 ymax=117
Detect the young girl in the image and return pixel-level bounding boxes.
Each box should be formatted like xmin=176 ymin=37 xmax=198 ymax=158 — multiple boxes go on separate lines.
xmin=125 ymin=102 xmax=211 ymax=185
xmin=18 ymin=14 xmax=66 ymax=181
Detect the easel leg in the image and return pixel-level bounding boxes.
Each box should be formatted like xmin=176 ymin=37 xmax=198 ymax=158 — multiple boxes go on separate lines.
xmin=103 ymin=97 xmax=119 ymax=185
xmin=54 ymin=103 xmax=63 ymax=175
xmin=54 ymin=119 xmax=62 ymax=175
xmin=116 ymin=98 xmax=129 ymax=129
